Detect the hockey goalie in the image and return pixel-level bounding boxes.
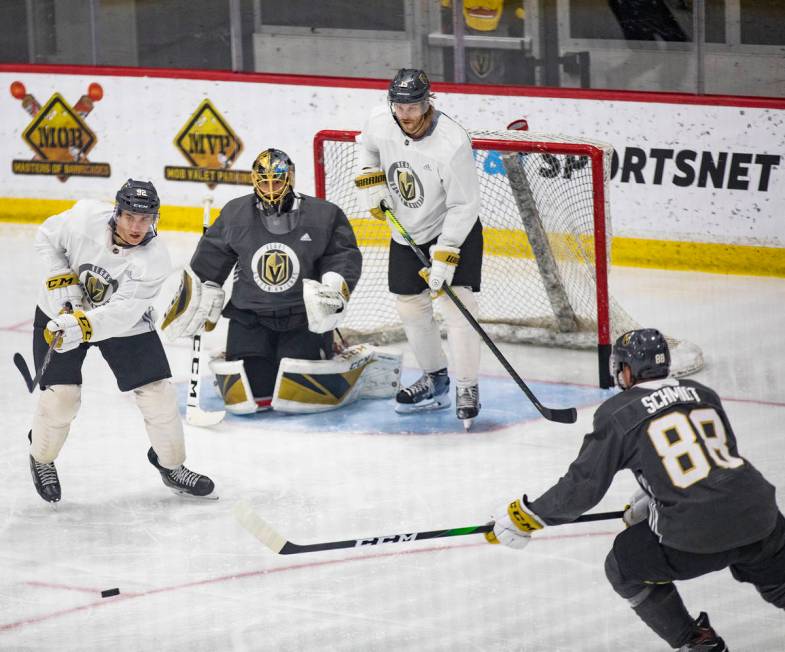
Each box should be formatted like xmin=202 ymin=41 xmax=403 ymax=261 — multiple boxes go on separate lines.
xmin=161 ymin=148 xmax=401 ymax=415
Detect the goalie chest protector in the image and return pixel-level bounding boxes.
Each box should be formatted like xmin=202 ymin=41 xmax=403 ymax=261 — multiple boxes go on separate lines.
xmin=191 ymin=193 xmax=361 ymax=315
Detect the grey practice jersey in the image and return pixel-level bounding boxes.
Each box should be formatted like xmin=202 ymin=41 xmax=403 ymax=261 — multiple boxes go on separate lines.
xmin=530 ymin=377 xmax=778 ymax=554
xmin=190 ymin=193 xmax=362 ymax=315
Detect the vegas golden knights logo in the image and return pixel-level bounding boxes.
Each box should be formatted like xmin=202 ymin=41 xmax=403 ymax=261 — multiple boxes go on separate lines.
xmin=84 ymin=272 xmax=110 ymax=304
xmin=388 ymin=162 xmax=425 ymax=209
xmin=77 ymin=265 xmax=118 ymax=306
xmin=469 ymin=50 xmax=496 ymax=79
xmin=396 ymin=169 xmax=416 ymax=202
xmin=262 ymin=249 xmax=290 ymax=286
xmin=251 ymin=242 xmax=300 ymax=293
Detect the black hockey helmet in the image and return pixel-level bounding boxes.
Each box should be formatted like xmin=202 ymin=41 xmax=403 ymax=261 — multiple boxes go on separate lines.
xmin=388 ymin=68 xmax=431 ymax=104
xmin=251 ymin=148 xmax=295 ymax=213
xmin=611 ymin=328 xmax=670 ymax=386
xmin=111 ymin=178 xmax=160 ymax=245
xmin=115 ymin=178 xmax=160 ymax=215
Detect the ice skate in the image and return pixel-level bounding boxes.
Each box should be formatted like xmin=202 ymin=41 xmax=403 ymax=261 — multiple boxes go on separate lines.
xmin=29 ymin=454 xmax=61 ymax=503
xmin=395 ymin=368 xmax=450 ymax=414
xmin=679 ymin=612 xmax=728 ymax=652
xmin=147 ymin=447 xmax=217 ymax=499
xmin=456 ymin=385 xmax=480 ymax=430
xmin=28 ymin=430 xmax=61 ymax=504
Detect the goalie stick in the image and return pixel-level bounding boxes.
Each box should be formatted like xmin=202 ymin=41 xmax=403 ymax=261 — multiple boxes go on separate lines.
xmin=233 ymin=500 xmax=623 ymax=555
xmin=13 ymin=333 xmax=62 ymax=393
xmin=380 ymin=201 xmax=577 ymax=424
xmin=186 ymin=197 xmax=225 ymax=427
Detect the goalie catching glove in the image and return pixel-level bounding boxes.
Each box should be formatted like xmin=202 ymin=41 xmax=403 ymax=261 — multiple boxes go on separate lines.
xmin=160 ymin=266 xmax=224 ymax=341
xmin=485 ymin=496 xmax=544 ymax=550
xmin=354 ymin=167 xmax=392 ymax=221
xmin=44 ymin=310 xmax=93 ymax=353
xmin=303 ymin=271 xmax=350 ymax=334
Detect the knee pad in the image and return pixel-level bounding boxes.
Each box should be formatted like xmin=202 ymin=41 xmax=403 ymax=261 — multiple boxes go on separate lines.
xmin=396 ymin=292 xmax=447 ymax=373
xmin=31 ymin=384 xmax=81 ymax=463
xmin=134 ymin=379 xmax=185 ymax=467
xmin=396 ymin=291 xmax=435 ymax=325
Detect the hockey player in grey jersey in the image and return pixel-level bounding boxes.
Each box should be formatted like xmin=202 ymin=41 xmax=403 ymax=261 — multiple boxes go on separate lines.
xmin=162 ymin=148 xmax=362 ymax=414
xmin=27 ymin=179 xmax=215 ymax=503
xmin=355 ymin=68 xmax=484 ymax=429
xmin=487 ymin=329 xmax=784 ymax=651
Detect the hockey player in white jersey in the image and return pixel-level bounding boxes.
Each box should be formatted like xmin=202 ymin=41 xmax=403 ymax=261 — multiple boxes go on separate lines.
xmin=355 ymin=68 xmax=483 ymax=428
xmin=26 ymin=179 xmax=215 ymax=503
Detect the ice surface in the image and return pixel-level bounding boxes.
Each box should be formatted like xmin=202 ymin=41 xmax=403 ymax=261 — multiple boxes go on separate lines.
xmin=1 ymin=224 xmax=783 ymax=651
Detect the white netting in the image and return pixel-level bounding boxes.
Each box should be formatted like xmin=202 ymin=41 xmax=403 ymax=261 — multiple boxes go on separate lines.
xmin=316 ymin=129 xmax=702 ymax=379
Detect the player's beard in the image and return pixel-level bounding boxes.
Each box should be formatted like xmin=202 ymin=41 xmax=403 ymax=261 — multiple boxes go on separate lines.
xmin=401 ymin=106 xmax=434 ymax=139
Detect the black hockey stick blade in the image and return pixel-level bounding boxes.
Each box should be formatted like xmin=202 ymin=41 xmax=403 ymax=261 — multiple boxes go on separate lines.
xmin=380 ymin=201 xmax=578 ymax=424
xmin=234 ymin=501 xmax=623 ymax=555
xmin=13 ymin=353 xmax=34 ymax=392
xmin=13 ymin=333 xmax=61 ymax=394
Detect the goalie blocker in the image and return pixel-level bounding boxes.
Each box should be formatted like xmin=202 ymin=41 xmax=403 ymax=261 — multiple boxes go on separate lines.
xmin=210 ymin=344 xmax=401 ymax=415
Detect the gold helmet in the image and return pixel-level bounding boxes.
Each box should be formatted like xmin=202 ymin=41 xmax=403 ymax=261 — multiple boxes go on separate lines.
xmin=251 ymin=148 xmax=295 ymax=211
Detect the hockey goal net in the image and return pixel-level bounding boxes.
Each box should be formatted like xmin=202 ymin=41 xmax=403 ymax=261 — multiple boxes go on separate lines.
xmin=313 ymin=128 xmax=703 ymax=388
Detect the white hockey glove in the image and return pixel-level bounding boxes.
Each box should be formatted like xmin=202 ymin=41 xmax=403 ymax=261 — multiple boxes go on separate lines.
xmin=45 ymin=310 xmax=93 ymax=353
xmin=303 ymin=271 xmax=350 ymax=334
xmin=160 ymin=266 xmax=224 ymax=341
xmin=486 ymin=496 xmax=544 ymax=550
xmin=44 ymin=270 xmax=84 ymax=315
xmin=427 ymin=244 xmax=461 ymax=293
xmin=623 ymin=489 xmax=651 ymax=528
xmin=354 ymin=167 xmax=392 ymax=221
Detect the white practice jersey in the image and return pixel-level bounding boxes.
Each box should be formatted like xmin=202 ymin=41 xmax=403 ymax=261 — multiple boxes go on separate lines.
xmin=358 ymin=104 xmax=481 ymax=248
xmin=35 ymin=199 xmax=171 ymax=341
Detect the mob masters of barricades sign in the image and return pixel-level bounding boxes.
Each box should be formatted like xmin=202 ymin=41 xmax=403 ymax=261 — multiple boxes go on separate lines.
xmin=10 ymin=81 xmax=110 ymax=181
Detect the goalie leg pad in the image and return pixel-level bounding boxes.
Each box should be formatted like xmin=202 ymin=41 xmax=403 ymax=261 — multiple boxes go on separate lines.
xmin=31 ymin=384 xmax=81 ymax=463
xmin=272 ymin=344 xmax=402 ymax=413
xmin=133 ymin=379 xmax=185 ymax=468
xmin=209 ymin=358 xmax=258 ymax=415
xmin=396 ymin=292 xmax=448 ymax=373
xmin=436 ymin=286 xmax=480 ymax=387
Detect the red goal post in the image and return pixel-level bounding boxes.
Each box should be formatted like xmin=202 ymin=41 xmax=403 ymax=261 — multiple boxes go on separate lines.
xmin=313 ymin=129 xmax=702 ymax=388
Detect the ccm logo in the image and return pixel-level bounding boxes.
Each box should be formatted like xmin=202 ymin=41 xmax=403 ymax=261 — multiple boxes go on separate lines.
xmin=356 ymin=533 xmax=417 ymax=546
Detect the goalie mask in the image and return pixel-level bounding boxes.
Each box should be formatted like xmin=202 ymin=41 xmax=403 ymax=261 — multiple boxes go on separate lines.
xmin=110 ymin=178 xmax=161 ymax=246
xmin=611 ymin=328 xmax=670 ymax=388
xmin=252 ymin=148 xmax=295 ymax=215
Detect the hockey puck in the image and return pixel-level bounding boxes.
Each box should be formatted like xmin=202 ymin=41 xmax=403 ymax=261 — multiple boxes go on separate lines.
xmin=101 ymin=588 xmax=120 ymax=598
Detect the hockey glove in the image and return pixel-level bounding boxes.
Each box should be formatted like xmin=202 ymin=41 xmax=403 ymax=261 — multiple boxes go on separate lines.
xmin=354 ymin=167 xmax=392 ymax=220
xmin=427 ymin=244 xmax=460 ymax=293
xmin=623 ymin=489 xmax=651 ymax=527
xmin=486 ymin=496 xmax=544 ymax=550
xmin=45 ymin=310 xmax=93 ymax=353
xmin=44 ymin=270 xmax=84 ymax=315
xmin=303 ymin=271 xmax=350 ymax=334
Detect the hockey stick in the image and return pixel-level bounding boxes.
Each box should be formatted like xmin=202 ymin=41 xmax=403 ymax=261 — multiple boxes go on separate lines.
xmin=185 ymin=197 xmax=225 ymax=427
xmin=233 ymin=500 xmax=623 ymax=555
xmin=13 ymin=333 xmax=62 ymax=393
xmin=380 ymin=201 xmax=577 ymax=424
